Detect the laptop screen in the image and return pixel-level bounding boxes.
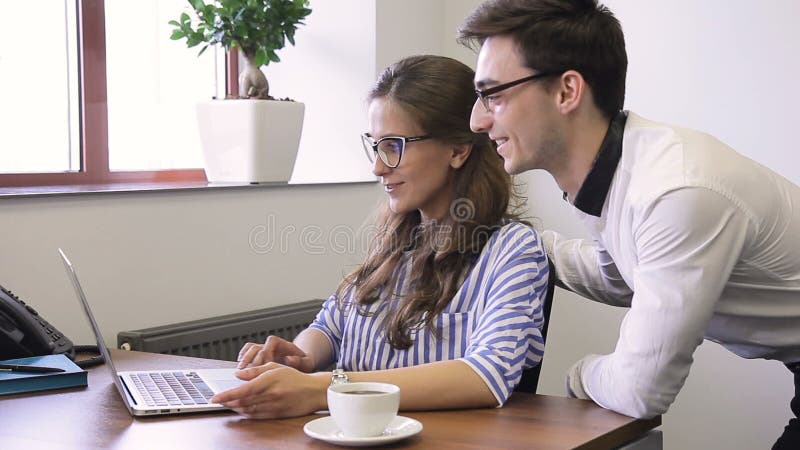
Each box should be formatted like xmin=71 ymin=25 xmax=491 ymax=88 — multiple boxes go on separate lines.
xmin=58 ymin=248 xmax=130 ymax=405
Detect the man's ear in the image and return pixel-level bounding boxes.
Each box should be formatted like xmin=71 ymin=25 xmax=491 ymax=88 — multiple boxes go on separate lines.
xmin=555 ymin=70 xmax=586 ymax=114
xmin=450 ymin=143 xmax=472 ymax=169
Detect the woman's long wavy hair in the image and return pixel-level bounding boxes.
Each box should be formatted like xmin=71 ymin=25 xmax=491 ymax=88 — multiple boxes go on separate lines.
xmin=335 ymin=55 xmax=524 ymax=349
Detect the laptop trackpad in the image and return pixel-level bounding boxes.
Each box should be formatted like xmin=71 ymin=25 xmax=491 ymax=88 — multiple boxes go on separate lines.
xmin=197 ymin=369 xmax=248 ymax=392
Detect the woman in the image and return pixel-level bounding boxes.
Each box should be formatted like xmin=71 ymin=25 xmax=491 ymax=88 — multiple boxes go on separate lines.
xmin=212 ymin=55 xmax=549 ymax=419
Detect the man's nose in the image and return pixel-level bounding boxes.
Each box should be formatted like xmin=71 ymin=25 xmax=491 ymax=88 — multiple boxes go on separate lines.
xmin=470 ymin=99 xmax=492 ymax=133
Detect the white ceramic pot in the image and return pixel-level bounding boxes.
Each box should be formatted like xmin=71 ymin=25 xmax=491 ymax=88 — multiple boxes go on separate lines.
xmin=196 ymin=99 xmax=305 ymax=183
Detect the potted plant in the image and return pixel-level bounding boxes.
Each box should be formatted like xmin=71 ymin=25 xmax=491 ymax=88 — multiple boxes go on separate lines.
xmin=170 ymin=0 xmax=312 ymax=183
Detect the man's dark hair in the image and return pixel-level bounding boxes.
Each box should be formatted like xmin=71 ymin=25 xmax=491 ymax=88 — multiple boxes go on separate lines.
xmin=458 ymin=0 xmax=627 ymax=119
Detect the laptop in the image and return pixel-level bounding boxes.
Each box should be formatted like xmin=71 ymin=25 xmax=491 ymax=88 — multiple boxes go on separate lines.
xmin=58 ymin=248 xmax=247 ymax=416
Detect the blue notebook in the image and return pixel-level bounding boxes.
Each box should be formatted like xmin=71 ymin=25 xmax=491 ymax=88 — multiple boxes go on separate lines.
xmin=0 ymin=354 xmax=87 ymax=395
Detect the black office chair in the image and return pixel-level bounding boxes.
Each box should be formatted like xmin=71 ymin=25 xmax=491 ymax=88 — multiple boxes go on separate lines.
xmin=515 ymin=259 xmax=556 ymax=393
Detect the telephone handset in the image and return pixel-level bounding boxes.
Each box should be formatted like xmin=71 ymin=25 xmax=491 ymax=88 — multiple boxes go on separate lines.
xmin=0 ymin=283 xmax=102 ymax=368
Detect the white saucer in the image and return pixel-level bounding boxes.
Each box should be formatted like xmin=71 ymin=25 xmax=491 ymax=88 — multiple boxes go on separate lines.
xmin=303 ymin=415 xmax=423 ymax=447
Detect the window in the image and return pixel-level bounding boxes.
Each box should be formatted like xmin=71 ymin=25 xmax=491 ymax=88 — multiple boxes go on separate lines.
xmin=105 ymin=1 xmax=224 ymax=171
xmin=0 ymin=0 xmax=79 ymax=174
xmin=1 ymin=0 xmax=378 ymax=189
xmin=0 ymin=0 xmax=221 ymax=187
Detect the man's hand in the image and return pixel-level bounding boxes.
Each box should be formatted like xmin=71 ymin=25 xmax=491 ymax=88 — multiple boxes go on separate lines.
xmin=566 ymin=356 xmax=593 ymax=400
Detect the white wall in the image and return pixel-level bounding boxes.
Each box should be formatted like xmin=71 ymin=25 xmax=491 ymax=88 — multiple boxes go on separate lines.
xmin=0 ymin=185 xmax=381 ymax=346
xmin=274 ymin=0 xmax=452 ymax=184
xmin=375 ymin=0 xmax=444 ymax=72
xmin=266 ymin=0 xmax=376 ymax=184
xmin=445 ymin=1 xmax=799 ymax=449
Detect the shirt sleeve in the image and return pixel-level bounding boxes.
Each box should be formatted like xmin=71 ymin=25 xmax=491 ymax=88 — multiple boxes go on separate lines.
xmin=307 ymin=294 xmax=345 ymax=364
xmin=542 ymin=230 xmax=634 ymax=307
xmin=569 ymin=187 xmax=750 ymax=418
xmin=459 ymin=223 xmax=549 ymax=405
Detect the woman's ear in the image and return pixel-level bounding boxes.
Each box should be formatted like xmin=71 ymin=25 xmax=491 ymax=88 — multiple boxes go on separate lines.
xmin=450 ymin=144 xmax=472 ymax=169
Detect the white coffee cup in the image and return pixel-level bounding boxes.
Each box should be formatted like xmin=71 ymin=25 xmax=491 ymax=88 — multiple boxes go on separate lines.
xmin=327 ymin=382 xmax=400 ymax=438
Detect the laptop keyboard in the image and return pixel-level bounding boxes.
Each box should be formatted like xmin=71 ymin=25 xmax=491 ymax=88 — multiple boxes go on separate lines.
xmin=129 ymin=372 xmax=215 ymax=408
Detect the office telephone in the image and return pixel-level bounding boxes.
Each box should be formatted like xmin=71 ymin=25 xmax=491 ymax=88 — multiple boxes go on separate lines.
xmin=0 ymin=283 xmax=102 ymax=367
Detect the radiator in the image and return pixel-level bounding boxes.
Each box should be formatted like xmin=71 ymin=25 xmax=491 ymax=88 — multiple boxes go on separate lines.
xmin=116 ymin=299 xmax=324 ymax=361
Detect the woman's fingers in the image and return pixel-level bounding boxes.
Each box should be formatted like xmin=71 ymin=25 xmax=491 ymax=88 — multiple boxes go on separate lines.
xmin=213 ymin=365 xmax=292 ymax=419
xmin=212 ymin=364 xmax=278 ymax=404
xmin=237 ymin=336 xmax=309 ymax=369
xmin=252 ymin=336 xmax=296 ymax=366
xmin=237 ymin=342 xmax=258 ymax=360
xmin=218 ymin=365 xmax=319 ymax=419
xmin=236 ymin=343 xmax=263 ymax=368
xmin=230 ymin=400 xmax=283 ymax=419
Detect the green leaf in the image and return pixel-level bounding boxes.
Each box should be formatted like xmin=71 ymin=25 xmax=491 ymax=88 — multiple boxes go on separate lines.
xmin=189 ymin=0 xmax=205 ymax=12
xmin=203 ymin=4 xmax=216 ymax=20
xmin=167 ymin=20 xmax=181 ymax=27
xmin=198 ymin=44 xmax=209 ymax=56
xmin=187 ymin=35 xmax=202 ymax=47
xmin=255 ymin=47 xmax=267 ymax=67
xmin=170 ymin=0 xmax=312 ymax=64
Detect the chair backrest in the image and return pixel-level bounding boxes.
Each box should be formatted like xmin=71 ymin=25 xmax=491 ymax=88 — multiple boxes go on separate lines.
xmin=515 ymin=259 xmax=556 ymax=393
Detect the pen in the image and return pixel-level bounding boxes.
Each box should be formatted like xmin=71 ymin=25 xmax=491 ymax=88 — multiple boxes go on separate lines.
xmin=0 ymin=364 xmax=66 ymax=373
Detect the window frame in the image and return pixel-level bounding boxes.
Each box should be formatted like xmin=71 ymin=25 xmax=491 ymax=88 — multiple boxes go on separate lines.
xmin=0 ymin=0 xmax=238 ymax=188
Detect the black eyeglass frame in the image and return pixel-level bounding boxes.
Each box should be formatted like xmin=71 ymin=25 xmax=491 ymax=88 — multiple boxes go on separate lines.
xmin=475 ymin=71 xmax=560 ymax=112
xmin=361 ymin=133 xmax=432 ymax=168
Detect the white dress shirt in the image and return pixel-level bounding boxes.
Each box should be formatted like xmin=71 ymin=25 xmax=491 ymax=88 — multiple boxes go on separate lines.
xmin=544 ymin=111 xmax=800 ymax=419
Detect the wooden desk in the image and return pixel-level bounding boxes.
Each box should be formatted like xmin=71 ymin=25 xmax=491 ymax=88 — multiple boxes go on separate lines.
xmin=1 ymin=350 xmax=660 ymax=449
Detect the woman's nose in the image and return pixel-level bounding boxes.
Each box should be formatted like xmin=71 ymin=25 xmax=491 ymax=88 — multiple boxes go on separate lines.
xmin=372 ymin=155 xmax=390 ymax=176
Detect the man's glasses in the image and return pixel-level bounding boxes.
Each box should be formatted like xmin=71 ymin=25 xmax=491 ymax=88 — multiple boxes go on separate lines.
xmin=475 ymin=72 xmax=560 ymax=112
xmin=361 ymin=134 xmax=431 ymax=168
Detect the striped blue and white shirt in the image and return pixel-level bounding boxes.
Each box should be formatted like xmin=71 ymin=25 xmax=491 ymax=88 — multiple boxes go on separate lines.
xmin=309 ymin=221 xmax=548 ymax=404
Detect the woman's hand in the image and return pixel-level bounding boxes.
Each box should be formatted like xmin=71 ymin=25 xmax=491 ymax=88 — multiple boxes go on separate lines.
xmin=237 ymin=335 xmax=315 ymax=371
xmin=211 ymin=363 xmax=328 ymax=419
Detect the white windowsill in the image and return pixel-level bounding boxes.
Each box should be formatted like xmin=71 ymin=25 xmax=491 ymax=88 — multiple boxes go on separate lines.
xmin=0 ymin=180 xmax=377 ymax=199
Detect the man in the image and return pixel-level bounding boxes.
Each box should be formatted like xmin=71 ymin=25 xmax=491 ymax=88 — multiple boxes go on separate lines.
xmin=458 ymin=1 xmax=800 ymax=448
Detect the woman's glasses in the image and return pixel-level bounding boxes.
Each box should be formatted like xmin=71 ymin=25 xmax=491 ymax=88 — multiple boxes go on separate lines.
xmin=361 ymin=134 xmax=431 ymax=168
